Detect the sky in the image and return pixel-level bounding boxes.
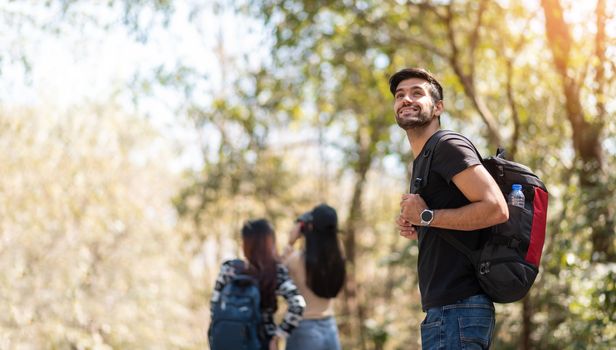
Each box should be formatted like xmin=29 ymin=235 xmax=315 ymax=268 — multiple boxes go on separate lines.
xmin=1 ymin=0 xmax=613 ymax=173
xmin=2 ymin=0 xmax=611 ymax=111
xmin=1 ymin=1 xmax=257 ymax=106
xmin=0 ymin=1 xmax=270 ymax=172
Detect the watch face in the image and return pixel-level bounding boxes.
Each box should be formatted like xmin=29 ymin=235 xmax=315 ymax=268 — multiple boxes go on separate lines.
xmin=421 ymin=210 xmax=433 ymax=222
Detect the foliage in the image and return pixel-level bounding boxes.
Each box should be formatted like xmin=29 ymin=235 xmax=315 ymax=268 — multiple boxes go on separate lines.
xmin=0 ymin=105 xmax=201 ymax=348
xmin=1 ymin=0 xmax=614 ymax=349
xmin=240 ymin=0 xmax=615 ymax=348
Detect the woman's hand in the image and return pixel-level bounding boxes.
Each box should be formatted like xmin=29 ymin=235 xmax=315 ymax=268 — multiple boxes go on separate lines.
xmin=287 ymin=222 xmax=302 ymax=246
xmin=269 ymin=336 xmax=279 ymax=350
xmin=282 ymin=222 xmax=302 ymax=259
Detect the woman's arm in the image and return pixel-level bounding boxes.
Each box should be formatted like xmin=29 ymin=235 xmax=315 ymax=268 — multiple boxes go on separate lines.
xmin=282 ymin=223 xmax=303 ymax=262
xmin=210 ymin=260 xmax=236 ymax=310
xmin=274 ymin=264 xmax=306 ymax=338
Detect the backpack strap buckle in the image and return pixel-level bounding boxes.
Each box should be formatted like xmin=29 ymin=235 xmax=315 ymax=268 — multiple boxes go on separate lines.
xmin=496 ymin=147 xmax=506 ymax=158
xmin=413 ymin=177 xmax=423 ymax=192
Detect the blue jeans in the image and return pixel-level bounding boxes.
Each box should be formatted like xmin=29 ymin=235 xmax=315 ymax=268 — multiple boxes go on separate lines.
xmin=261 ymin=336 xmax=272 ymax=350
xmin=285 ymin=316 xmax=341 ymax=350
xmin=421 ymin=294 xmax=495 ymax=350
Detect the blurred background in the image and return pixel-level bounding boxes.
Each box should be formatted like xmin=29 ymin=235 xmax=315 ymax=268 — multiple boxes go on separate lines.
xmin=0 ymin=0 xmax=614 ymax=349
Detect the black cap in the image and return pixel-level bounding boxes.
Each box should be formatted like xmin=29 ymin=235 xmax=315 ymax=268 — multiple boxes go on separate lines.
xmin=311 ymin=203 xmax=338 ymax=233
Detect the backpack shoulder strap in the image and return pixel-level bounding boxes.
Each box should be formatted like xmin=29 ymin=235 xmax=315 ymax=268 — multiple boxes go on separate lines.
xmin=439 ymin=133 xmax=484 ymax=264
xmin=441 ymin=132 xmax=484 ymax=162
xmin=439 ymin=232 xmax=477 ymax=263
xmin=410 ymin=130 xmax=482 ymax=264
xmin=410 ymin=130 xmax=455 ymax=194
xmin=229 ymin=259 xmax=247 ymax=273
xmin=228 ymin=259 xmax=257 ymax=283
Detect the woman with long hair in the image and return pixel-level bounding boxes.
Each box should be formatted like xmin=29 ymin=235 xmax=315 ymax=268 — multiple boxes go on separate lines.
xmin=210 ymin=219 xmax=305 ymax=350
xmin=283 ymin=204 xmax=346 ymax=350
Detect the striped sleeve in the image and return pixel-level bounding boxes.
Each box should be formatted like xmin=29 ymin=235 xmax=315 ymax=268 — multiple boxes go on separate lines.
xmin=274 ymin=264 xmax=305 ymax=339
xmin=210 ymin=260 xmax=236 ymax=310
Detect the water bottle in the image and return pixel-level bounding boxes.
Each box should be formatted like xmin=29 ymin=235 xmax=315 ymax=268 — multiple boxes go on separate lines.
xmin=508 ymin=184 xmax=525 ymax=208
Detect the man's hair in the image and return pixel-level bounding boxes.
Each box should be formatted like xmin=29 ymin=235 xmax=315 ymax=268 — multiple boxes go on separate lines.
xmin=388 ymin=68 xmax=443 ymax=103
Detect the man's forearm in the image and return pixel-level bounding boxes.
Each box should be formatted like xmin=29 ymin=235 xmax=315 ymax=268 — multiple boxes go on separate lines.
xmin=431 ymin=200 xmax=508 ymax=231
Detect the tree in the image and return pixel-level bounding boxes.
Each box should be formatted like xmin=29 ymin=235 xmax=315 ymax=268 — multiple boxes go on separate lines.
xmin=243 ymin=0 xmax=615 ymax=349
xmin=0 ymin=105 xmax=199 ymax=348
xmin=541 ymin=0 xmax=615 ymax=262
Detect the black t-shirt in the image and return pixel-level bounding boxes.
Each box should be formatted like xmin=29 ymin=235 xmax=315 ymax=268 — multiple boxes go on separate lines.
xmin=413 ymin=131 xmax=488 ymax=310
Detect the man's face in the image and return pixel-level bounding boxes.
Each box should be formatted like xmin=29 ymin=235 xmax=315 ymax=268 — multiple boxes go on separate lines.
xmin=393 ymin=78 xmax=441 ymax=130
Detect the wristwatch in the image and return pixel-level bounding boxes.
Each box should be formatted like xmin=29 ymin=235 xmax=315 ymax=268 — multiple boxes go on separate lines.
xmin=420 ymin=209 xmax=434 ymax=226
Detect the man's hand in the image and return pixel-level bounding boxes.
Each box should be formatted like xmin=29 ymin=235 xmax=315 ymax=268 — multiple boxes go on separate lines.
xmin=396 ymin=214 xmax=418 ymax=240
xmin=400 ymin=194 xmax=428 ymax=226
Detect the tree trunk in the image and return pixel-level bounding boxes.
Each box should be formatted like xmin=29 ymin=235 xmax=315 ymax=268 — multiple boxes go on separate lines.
xmin=452 ymin=66 xmax=503 ymax=147
xmin=443 ymin=3 xmax=503 ymax=148
xmin=340 ymin=134 xmax=372 ymax=350
xmin=541 ymin=0 xmax=614 ymax=261
xmin=521 ymin=295 xmax=533 ymax=350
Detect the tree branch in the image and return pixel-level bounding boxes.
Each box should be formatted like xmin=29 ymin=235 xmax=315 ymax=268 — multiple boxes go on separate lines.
xmin=445 ymin=3 xmax=460 ymax=62
xmin=594 ymin=0 xmax=607 ymax=128
xmin=501 ymin=13 xmax=533 ymax=160
xmin=398 ymin=35 xmax=450 ymax=59
xmin=444 ymin=2 xmax=502 ymax=146
xmin=505 ymin=60 xmax=520 ymax=160
xmin=469 ymin=0 xmax=488 ymax=77
xmin=415 ymin=1 xmax=447 ymax=22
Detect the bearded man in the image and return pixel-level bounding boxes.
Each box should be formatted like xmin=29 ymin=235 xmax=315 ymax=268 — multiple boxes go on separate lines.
xmin=391 ymin=68 xmax=508 ymax=350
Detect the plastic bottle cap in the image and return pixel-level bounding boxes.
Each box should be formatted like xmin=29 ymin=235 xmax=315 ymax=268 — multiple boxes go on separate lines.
xmin=512 ymin=184 xmax=522 ymax=191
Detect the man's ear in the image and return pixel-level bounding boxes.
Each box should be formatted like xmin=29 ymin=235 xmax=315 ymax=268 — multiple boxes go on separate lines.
xmin=434 ymin=100 xmax=444 ymax=117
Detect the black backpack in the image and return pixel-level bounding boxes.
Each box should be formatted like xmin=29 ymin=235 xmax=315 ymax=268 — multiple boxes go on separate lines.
xmin=209 ymin=259 xmax=262 ymax=350
xmin=411 ymin=130 xmax=549 ymax=303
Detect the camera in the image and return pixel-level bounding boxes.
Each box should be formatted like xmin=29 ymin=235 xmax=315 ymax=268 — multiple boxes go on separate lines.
xmin=296 ymin=211 xmax=313 ymax=234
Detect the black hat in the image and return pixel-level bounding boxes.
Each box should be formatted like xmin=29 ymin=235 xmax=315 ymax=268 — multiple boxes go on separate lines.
xmin=311 ymin=203 xmax=338 ymax=232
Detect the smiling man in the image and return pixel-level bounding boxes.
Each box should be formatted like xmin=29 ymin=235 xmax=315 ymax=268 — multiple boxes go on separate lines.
xmin=390 ymin=68 xmax=508 ymax=350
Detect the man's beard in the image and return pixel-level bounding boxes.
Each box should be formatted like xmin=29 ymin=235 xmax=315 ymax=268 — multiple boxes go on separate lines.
xmin=395 ymin=105 xmax=435 ymax=130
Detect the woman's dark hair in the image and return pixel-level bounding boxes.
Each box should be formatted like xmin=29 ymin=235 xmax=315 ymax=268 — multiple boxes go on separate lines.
xmin=241 ymin=219 xmax=278 ymax=311
xmin=304 ymin=204 xmax=346 ymax=298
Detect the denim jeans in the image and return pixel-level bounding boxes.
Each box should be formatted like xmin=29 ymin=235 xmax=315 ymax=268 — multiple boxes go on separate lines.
xmin=260 ymin=336 xmax=272 ymax=350
xmin=421 ymin=294 xmax=495 ymax=350
xmin=285 ymin=316 xmax=341 ymax=350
